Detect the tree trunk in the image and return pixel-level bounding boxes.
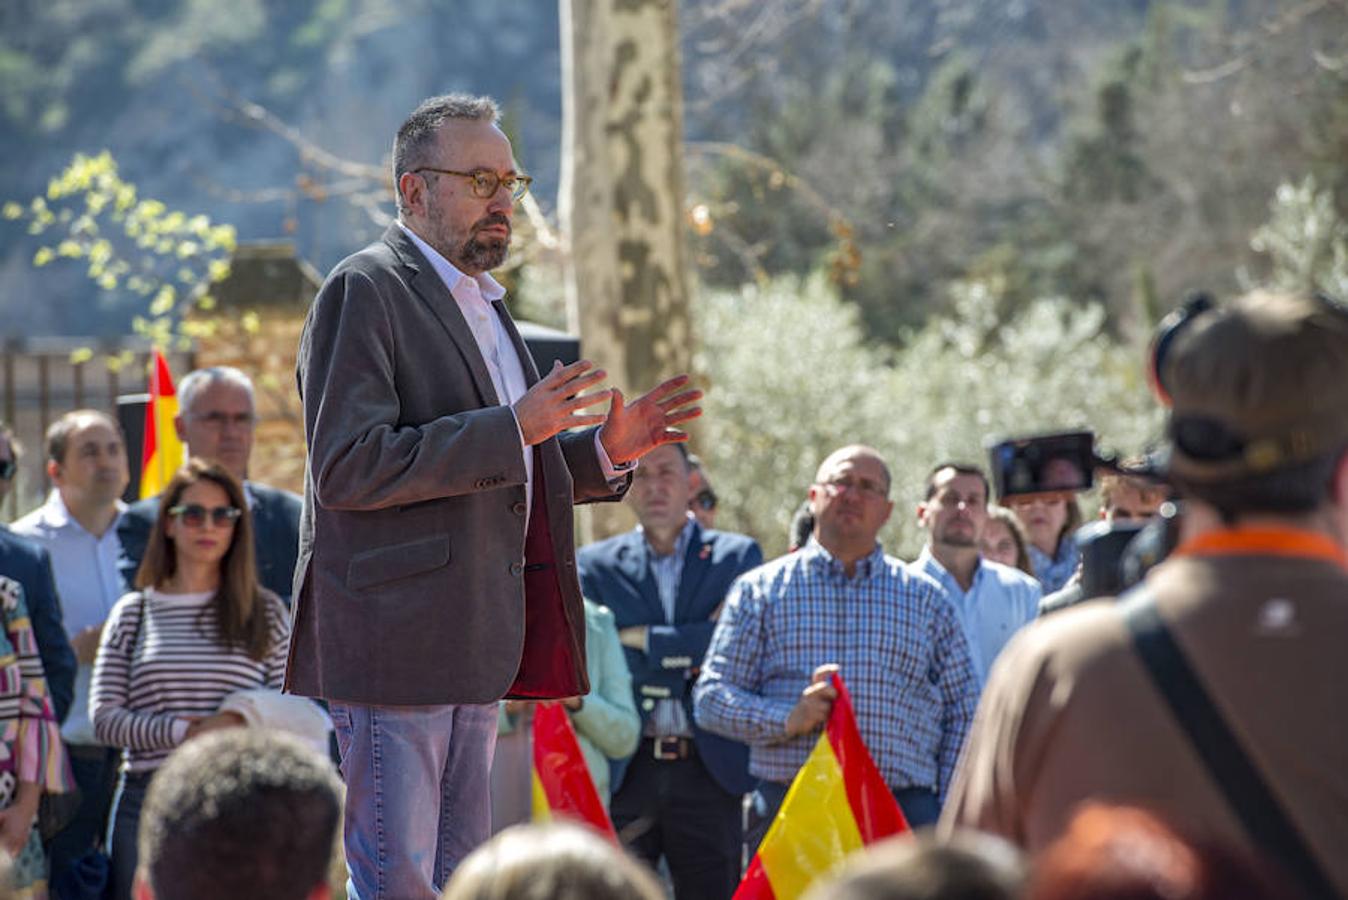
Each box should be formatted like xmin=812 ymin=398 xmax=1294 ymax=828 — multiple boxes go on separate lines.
xmin=560 ymin=0 xmax=694 ymax=539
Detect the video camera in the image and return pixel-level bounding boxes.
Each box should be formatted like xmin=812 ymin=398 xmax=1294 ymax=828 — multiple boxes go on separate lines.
xmin=988 ymin=431 xmax=1179 ymax=598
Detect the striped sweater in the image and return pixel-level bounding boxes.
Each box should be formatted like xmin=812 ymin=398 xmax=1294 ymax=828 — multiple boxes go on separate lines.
xmin=90 ymin=587 xmax=289 ymax=773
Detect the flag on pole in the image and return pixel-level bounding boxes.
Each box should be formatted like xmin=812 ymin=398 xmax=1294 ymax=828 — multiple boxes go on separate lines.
xmin=735 ymin=673 xmax=909 ymax=900
xmin=139 ymin=350 xmax=185 ymax=499
xmin=530 ymin=701 xmax=617 ymax=840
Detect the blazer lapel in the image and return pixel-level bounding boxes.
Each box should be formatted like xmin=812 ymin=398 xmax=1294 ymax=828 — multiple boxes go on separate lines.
xmin=383 ymin=225 xmax=500 ymax=406
xmin=493 ymin=300 xmax=541 ymax=387
xmin=675 ymin=521 xmax=714 ymax=620
xmin=616 ymin=532 xmax=666 ymax=625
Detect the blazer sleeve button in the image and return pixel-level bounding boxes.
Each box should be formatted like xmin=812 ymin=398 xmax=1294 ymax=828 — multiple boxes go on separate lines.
xmin=509 ymin=562 xmax=524 ymax=576
xmin=511 ymin=501 xmax=527 ymax=516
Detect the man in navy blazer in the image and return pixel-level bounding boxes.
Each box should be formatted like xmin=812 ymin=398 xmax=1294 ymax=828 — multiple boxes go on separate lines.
xmin=578 ymin=444 xmax=762 ymax=900
xmin=0 ymin=425 xmax=76 ymax=723
xmin=117 ymin=367 xmax=301 ymax=602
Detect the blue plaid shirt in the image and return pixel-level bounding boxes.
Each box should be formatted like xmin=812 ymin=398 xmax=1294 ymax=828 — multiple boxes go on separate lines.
xmin=692 ymin=540 xmax=980 ymax=798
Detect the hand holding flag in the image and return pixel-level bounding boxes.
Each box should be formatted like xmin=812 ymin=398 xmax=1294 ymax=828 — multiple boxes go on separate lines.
xmin=736 ymin=672 xmax=909 ymax=900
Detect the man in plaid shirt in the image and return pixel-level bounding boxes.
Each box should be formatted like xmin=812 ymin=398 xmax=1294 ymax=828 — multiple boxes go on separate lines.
xmin=693 ymin=445 xmax=980 ymax=849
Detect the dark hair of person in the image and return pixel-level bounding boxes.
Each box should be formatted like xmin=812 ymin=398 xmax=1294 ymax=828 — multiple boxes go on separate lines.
xmin=1060 ymin=497 xmax=1084 ymax=548
xmin=789 ymin=499 xmax=815 ymax=552
xmin=44 ymin=408 xmax=120 ymax=464
xmin=985 ymin=505 xmax=1035 ymax=575
xmin=924 ymin=462 xmax=990 ymax=501
xmin=392 ymin=93 xmax=499 ymax=213
xmin=1025 ymin=803 xmax=1294 ymax=900
xmin=441 ymin=822 xmax=664 ymax=900
xmin=1172 ymin=448 xmax=1344 ymax=522
xmin=135 ymin=458 xmax=272 ymax=661
xmin=138 ymin=729 xmax=341 ymax=900
xmin=803 ymin=830 xmax=1025 ymax=900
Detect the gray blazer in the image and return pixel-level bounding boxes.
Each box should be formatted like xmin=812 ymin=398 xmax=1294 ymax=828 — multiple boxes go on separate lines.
xmin=286 ymin=224 xmax=623 ymax=706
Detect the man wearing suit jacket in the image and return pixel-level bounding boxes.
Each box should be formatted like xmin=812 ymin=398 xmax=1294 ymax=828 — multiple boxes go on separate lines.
xmin=578 ymin=443 xmax=762 ymax=900
xmin=117 ymin=367 xmax=302 ymax=602
xmin=0 ymin=425 xmax=76 ymax=723
xmin=288 ymin=93 xmax=701 ymax=900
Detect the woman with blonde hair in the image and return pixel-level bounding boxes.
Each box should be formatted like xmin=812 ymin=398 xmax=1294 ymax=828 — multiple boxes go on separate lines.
xmin=91 ymin=459 xmax=289 ymax=900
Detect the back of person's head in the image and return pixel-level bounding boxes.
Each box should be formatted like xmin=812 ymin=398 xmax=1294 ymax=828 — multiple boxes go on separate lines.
xmin=136 ymin=729 xmax=341 ymax=900
xmin=440 ymin=823 xmax=663 ymax=900
xmin=1025 ymin=804 xmax=1294 ymax=900
xmin=803 ymin=830 xmax=1025 ymax=900
xmin=1162 ymin=289 xmax=1348 ymax=520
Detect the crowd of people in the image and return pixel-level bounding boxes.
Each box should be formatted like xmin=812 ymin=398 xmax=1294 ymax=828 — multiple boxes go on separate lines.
xmin=0 ymin=89 xmax=1339 ymax=900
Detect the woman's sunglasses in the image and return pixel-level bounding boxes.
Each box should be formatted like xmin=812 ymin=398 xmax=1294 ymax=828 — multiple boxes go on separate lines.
xmin=168 ymin=504 xmax=242 ymax=528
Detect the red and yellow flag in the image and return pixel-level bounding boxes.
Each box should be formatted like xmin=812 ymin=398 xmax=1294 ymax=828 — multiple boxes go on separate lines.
xmin=735 ymin=674 xmax=909 ymax=900
xmin=139 ymin=350 xmax=185 ymax=499
xmin=530 ymin=702 xmax=616 ymax=840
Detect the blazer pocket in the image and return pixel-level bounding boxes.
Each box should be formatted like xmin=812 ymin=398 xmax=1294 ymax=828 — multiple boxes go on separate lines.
xmin=346 ymin=534 xmax=451 ymax=592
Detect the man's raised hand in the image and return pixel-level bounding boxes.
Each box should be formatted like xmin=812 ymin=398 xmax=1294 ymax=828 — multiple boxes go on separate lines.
xmin=513 ymin=360 xmax=612 ymax=446
xmin=598 ymin=374 xmax=703 ymax=466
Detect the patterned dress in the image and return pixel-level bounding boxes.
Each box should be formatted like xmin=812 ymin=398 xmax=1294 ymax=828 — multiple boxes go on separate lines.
xmin=0 ymin=576 xmax=74 ymax=898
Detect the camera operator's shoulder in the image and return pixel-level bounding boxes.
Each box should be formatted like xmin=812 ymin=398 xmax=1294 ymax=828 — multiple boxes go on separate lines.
xmin=992 ymin=598 xmax=1134 ymax=686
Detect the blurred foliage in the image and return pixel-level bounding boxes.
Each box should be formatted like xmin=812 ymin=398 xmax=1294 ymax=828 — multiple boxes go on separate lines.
xmin=1246 ymin=176 xmax=1348 ymax=301
xmin=2 ymin=151 xmax=235 ymax=360
xmin=695 ymin=273 xmax=1161 ymax=558
xmin=683 ymin=0 xmax=1348 ymax=343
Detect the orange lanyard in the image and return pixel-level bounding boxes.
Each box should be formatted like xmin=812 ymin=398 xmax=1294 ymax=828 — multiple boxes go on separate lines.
xmin=1174 ymin=527 xmax=1348 ymax=571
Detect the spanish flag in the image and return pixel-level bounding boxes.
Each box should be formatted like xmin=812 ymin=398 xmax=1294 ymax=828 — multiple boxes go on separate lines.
xmin=530 ymin=701 xmax=616 ymax=840
xmin=735 ymin=674 xmax=908 ymax=899
xmin=139 ymin=351 xmax=185 ymax=499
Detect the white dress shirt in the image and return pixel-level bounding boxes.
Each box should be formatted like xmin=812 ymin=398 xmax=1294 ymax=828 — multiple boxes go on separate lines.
xmin=398 ymin=221 xmax=629 ymax=518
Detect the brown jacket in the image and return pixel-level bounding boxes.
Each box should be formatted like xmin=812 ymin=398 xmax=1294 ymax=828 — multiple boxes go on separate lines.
xmin=940 ymin=548 xmax=1348 ymax=891
xmin=285 ymin=224 xmax=622 ymax=706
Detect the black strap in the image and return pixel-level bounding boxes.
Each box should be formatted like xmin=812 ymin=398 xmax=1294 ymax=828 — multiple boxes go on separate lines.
xmin=1122 ymin=587 xmax=1337 ymax=900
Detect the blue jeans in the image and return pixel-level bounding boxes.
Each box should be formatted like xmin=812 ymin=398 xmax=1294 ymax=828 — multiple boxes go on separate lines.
xmin=107 ymin=770 xmax=152 ymax=900
xmin=330 ymin=701 xmax=498 ymax=900
xmin=745 ymin=780 xmax=942 ymax=854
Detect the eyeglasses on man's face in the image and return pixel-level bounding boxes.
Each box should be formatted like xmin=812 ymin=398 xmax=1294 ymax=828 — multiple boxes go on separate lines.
xmin=414 ymin=167 xmax=532 ymax=202
xmin=817 ymin=477 xmax=889 ymax=500
xmin=168 ymin=504 xmax=242 ymax=528
xmin=190 ymin=411 xmax=257 ymax=431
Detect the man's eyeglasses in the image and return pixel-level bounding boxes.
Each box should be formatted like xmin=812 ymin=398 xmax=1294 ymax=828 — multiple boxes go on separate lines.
xmin=190 ymin=411 xmax=257 ymax=431
xmin=818 ymin=477 xmax=889 ymax=500
xmin=414 ymin=167 xmax=532 ymax=202
xmin=0 ymin=459 xmax=14 ymax=481
xmin=168 ymin=504 xmax=242 ymax=528
xmin=694 ymin=489 xmax=717 ymax=512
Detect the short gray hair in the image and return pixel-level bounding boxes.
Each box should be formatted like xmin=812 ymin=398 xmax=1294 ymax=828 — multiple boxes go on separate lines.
xmin=178 ymin=367 xmax=255 ymax=417
xmin=392 ymin=93 xmax=499 ymax=214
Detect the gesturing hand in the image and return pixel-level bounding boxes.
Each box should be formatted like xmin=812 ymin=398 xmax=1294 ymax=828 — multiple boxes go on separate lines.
xmin=514 ymin=360 xmax=613 ymax=446
xmin=598 ymin=375 xmax=703 ymax=466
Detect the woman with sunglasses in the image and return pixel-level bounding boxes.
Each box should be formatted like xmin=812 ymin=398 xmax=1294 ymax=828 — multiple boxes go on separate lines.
xmin=90 ymin=458 xmax=289 ymax=900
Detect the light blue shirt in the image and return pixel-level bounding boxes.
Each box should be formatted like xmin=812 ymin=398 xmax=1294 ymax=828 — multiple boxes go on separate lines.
xmin=13 ymin=490 xmax=128 ymax=745
xmin=640 ymin=515 xmax=696 ymax=737
xmin=913 ymin=547 xmax=1041 ymax=686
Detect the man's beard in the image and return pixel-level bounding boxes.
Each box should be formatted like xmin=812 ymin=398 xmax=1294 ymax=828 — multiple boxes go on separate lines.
xmin=457 ymin=216 xmax=510 ymax=272
xmin=424 ymin=200 xmax=511 ymax=273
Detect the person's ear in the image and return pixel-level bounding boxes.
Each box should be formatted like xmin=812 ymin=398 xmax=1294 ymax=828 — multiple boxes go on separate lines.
xmin=173 ymin=412 xmax=187 ymax=443
xmin=398 ymin=171 xmax=427 ymax=217
xmin=915 ymin=501 xmax=929 ymax=527
xmin=45 ymin=458 xmax=61 ymax=485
